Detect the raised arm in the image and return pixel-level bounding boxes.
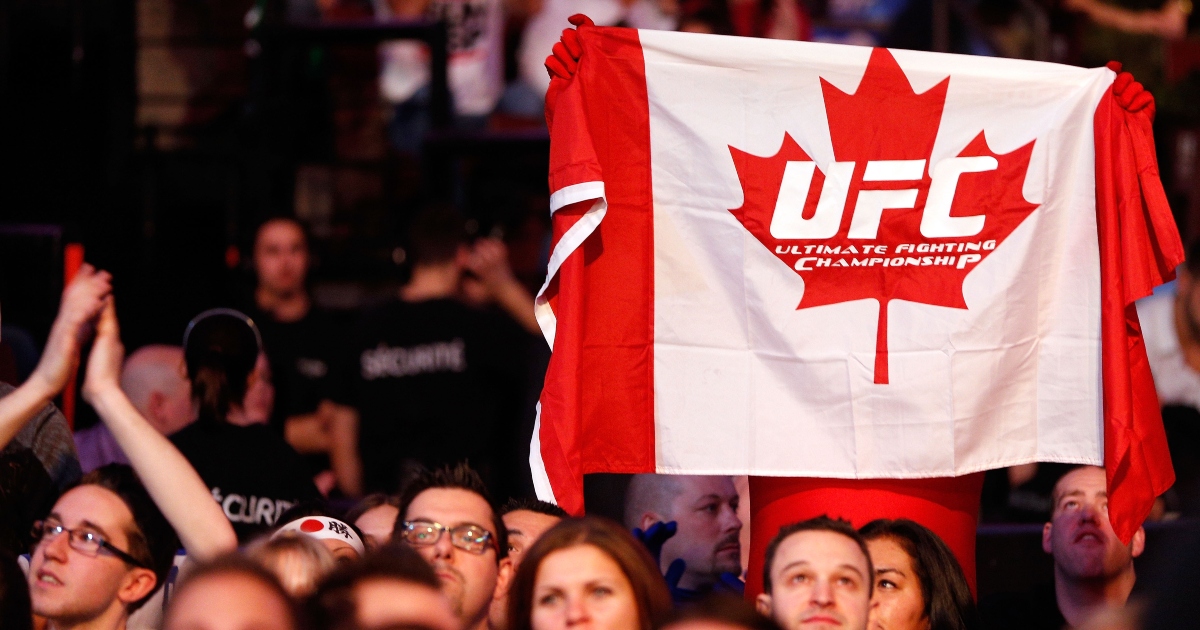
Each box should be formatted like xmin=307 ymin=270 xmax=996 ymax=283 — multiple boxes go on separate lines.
xmin=82 ymin=298 xmax=238 ymax=560
xmin=466 ymin=237 xmax=542 ymax=336
xmin=0 ymin=264 xmax=110 ymax=448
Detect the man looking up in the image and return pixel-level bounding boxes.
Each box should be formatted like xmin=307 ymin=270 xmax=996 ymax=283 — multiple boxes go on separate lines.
xmin=394 ymin=463 xmax=513 ymax=630
xmin=1042 ymin=465 xmax=1144 ymax=628
xmin=248 ymin=217 xmax=355 ymax=494
xmin=29 ymin=295 xmax=238 ymax=630
xmin=74 ymin=345 xmax=193 ymax=472
xmin=625 ymin=474 xmax=743 ymax=593
xmin=488 ymin=497 xmax=568 ymax=630
xmin=755 ymin=516 xmax=873 ymax=630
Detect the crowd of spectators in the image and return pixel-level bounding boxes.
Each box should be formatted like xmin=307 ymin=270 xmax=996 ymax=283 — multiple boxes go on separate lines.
xmin=1 ymin=1 xmax=1198 ymax=628
xmin=0 ymin=209 xmax=1195 ymax=630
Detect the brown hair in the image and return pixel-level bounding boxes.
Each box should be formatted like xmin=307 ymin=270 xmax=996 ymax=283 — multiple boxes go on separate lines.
xmin=506 ymin=517 xmax=672 ymax=630
xmin=77 ymin=465 xmax=178 ymax=611
xmin=167 ymin=554 xmax=298 ymax=627
xmin=762 ymin=516 xmax=873 ymax=596
xmin=309 ymin=543 xmax=440 ymax=630
xmin=395 ymin=463 xmax=507 ymax=560
xmin=859 ymin=519 xmax=977 ymax=630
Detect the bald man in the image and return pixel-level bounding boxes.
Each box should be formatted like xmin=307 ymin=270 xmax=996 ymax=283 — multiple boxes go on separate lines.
xmin=74 ymin=345 xmax=193 ymax=471
xmin=625 ymin=474 xmax=743 ymax=593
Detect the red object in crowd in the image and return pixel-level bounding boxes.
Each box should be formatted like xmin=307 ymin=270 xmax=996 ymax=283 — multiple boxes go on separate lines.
xmin=61 ymin=243 xmax=85 ymax=430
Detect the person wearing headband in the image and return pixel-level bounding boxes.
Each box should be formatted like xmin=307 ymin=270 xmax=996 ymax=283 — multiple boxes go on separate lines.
xmin=273 ymin=515 xmax=366 ymax=561
xmin=170 ymin=308 xmax=320 ymax=541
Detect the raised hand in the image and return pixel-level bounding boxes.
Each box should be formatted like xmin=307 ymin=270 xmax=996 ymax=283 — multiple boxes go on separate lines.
xmin=465 ymin=237 xmax=518 ymax=296
xmin=28 ymin=264 xmax=112 ymax=399
xmin=631 ymin=519 xmax=677 ymax=566
xmin=1106 ymin=61 xmax=1155 ymax=119
xmin=544 ymin=14 xmax=592 ymax=81
xmin=544 ymin=14 xmax=595 ymax=126
xmin=82 ymin=298 xmax=125 ymax=405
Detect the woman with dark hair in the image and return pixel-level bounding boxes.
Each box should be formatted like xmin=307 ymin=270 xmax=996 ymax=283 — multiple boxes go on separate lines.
xmin=859 ymin=519 xmax=977 ymax=630
xmin=507 ymin=516 xmax=673 ymax=630
xmin=170 ymin=309 xmax=319 ymax=541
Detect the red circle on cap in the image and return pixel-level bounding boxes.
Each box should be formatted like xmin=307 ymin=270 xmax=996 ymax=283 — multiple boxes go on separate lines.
xmin=300 ymin=519 xmax=324 ymax=533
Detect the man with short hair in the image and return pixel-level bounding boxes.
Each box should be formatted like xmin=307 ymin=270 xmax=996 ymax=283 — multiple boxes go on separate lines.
xmin=1042 ymin=465 xmax=1144 ymax=628
xmin=74 ymin=345 xmax=193 ymax=472
xmin=755 ymin=516 xmax=873 ymax=630
xmin=311 ymin=544 xmax=458 ymax=630
xmin=625 ymin=474 xmax=743 ymax=593
xmin=27 ymin=292 xmax=238 ymax=630
xmin=394 ymin=464 xmax=513 ymax=630
xmin=28 ymin=466 xmax=178 ymax=630
xmin=246 ymin=217 xmax=352 ymax=494
xmin=339 ymin=208 xmax=536 ymax=496
xmin=488 ymin=497 xmax=568 ymax=630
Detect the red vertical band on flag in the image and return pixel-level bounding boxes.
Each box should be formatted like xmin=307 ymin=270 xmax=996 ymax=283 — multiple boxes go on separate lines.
xmin=1093 ymin=88 xmax=1183 ymax=544
xmin=537 ymin=26 xmax=656 ymax=514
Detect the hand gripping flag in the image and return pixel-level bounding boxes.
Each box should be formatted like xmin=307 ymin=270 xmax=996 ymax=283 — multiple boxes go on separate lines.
xmin=532 ymin=26 xmax=1183 ymax=544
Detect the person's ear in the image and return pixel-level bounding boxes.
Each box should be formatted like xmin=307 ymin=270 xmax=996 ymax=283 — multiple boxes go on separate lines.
xmin=117 ymin=567 xmax=158 ymax=606
xmin=146 ymin=391 xmax=167 ymax=426
xmin=1131 ymin=526 xmax=1146 ymax=558
xmin=755 ymin=593 xmax=773 ymax=617
xmin=639 ymin=514 xmax=664 ymax=532
xmin=1042 ymin=522 xmax=1054 ymax=554
xmin=493 ymin=557 xmax=514 ymax=601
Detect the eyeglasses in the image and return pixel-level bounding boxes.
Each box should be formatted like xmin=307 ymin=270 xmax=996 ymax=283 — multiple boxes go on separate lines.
xmin=31 ymin=519 xmax=149 ymax=568
xmin=400 ymin=520 xmax=496 ymax=555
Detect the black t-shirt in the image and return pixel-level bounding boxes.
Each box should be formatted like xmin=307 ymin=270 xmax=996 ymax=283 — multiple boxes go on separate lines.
xmin=245 ymin=305 xmax=345 ymax=428
xmin=170 ymin=421 xmax=320 ymax=541
xmin=979 ymin=584 xmax=1065 ymax=630
xmin=340 ymin=298 xmax=529 ymax=493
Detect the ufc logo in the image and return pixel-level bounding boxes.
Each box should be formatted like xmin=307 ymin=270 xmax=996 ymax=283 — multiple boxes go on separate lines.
xmin=769 ymin=157 xmax=999 ymax=240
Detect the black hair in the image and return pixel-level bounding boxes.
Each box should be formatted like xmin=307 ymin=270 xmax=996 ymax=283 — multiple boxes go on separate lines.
xmin=77 ymin=465 xmax=180 ymax=611
xmin=500 ymin=497 xmax=570 ymax=519
xmin=1187 ymin=237 xmax=1200 ymax=275
xmin=343 ymin=493 xmax=401 ymax=525
xmin=859 ymin=519 xmax=977 ymax=630
xmin=168 ymin=554 xmax=298 ymax=627
xmin=761 ymin=515 xmax=873 ymax=596
xmin=407 ymin=205 xmax=468 ymax=267
xmin=182 ymin=309 xmax=261 ymax=425
xmin=395 ymin=463 xmax=508 ymax=560
xmin=664 ymin=594 xmax=783 ymax=630
xmin=309 ymin=544 xmax=440 ymax=630
xmin=0 ymin=551 xmax=31 ymax=630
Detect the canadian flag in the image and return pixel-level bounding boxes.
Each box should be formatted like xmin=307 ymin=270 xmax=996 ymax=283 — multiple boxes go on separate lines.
xmin=532 ymin=25 xmax=1183 ymax=543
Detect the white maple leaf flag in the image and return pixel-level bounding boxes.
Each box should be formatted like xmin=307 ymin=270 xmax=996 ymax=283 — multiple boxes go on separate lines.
xmin=532 ymin=25 xmax=1183 ymax=545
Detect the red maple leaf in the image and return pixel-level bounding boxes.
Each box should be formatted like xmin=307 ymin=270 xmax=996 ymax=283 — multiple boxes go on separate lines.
xmin=729 ymin=48 xmax=1038 ymax=384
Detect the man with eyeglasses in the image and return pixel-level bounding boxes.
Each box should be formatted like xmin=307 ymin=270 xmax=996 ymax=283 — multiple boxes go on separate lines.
xmin=394 ymin=463 xmax=513 ymax=630
xmin=26 ymin=295 xmax=238 ymax=630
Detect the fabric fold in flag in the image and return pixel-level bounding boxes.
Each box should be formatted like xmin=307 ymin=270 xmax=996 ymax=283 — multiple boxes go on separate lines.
xmin=532 ymin=26 xmax=1182 ymax=540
